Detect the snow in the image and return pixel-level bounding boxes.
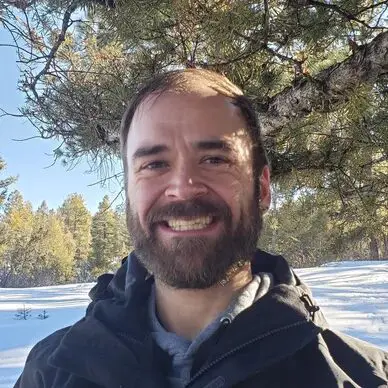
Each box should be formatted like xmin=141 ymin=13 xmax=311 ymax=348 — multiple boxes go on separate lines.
xmin=0 ymin=284 xmax=91 ymax=388
xmin=297 ymin=260 xmax=388 ymax=349
xmin=1 ymin=261 xmax=387 ymax=387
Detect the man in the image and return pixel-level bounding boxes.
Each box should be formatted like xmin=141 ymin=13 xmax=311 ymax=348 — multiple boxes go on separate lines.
xmin=16 ymin=69 xmax=387 ymax=387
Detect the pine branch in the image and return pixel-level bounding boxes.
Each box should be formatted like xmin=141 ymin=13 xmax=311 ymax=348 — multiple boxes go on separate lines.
xmin=259 ymin=30 xmax=388 ymax=136
xmin=304 ymin=0 xmax=387 ymax=30
xmin=28 ymin=1 xmax=78 ymax=100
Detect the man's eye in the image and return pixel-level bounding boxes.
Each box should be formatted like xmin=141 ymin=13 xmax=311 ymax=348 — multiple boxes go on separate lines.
xmin=142 ymin=161 xmax=168 ymax=170
xmin=202 ymin=156 xmax=229 ymax=165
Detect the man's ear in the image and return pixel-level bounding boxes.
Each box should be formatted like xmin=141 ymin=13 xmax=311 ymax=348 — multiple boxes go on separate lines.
xmin=259 ymin=165 xmax=271 ymax=212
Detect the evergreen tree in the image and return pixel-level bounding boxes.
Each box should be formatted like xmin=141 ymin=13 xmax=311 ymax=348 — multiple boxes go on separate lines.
xmin=90 ymin=195 xmax=121 ymax=278
xmin=58 ymin=194 xmax=92 ymax=281
xmin=0 ymin=191 xmax=35 ymax=286
xmin=114 ymin=204 xmax=133 ymax=259
xmin=0 ymin=195 xmax=75 ymax=287
xmin=30 ymin=202 xmax=75 ymax=286
xmin=0 ymin=157 xmax=16 ymax=210
xmin=1 ymin=0 xmax=386 ymax=183
xmin=261 ymin=191 xmax=334 ymax=267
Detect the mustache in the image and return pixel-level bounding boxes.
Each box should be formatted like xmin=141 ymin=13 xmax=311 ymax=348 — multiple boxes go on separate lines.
xmin=146 ymin=198 xmax=231 ymax=225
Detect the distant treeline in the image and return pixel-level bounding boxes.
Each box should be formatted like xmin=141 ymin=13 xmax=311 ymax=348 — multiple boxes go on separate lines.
xmin=0 ymin=188 xmax=387 ymax=288
xmin=260 ymin=185 xmax=388 ymax=268
xmin=0 ymin=192 xmax=131 ymax=287
xmin=0 ymin=191 xmax=387 ymax=287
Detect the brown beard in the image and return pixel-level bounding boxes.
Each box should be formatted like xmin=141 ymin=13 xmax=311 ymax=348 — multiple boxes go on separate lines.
xmin=126 ymin=197 xmax=262 ymax=289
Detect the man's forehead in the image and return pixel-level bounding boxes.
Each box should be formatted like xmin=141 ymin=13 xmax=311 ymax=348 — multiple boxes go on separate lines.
xmin=125 ymin=89 xmax=250 ymax=159
xmin=133 ymin=90 xmax=240 ymax=125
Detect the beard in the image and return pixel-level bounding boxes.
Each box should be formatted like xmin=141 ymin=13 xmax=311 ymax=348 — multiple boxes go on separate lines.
xmin=127 ymin=196 xmax=262 ymax=289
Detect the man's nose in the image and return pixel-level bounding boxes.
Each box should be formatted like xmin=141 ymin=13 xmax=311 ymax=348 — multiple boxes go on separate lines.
xmin=165 ymin=165 xmax=208 ymax=200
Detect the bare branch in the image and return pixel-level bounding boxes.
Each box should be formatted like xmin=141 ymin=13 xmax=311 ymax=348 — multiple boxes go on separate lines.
xmin=296 ymin=0 xmax=388 ymax=30
xmin=28 ymin=1 xmax=78 ymax=99
xmin=11 ymin=135 xmax=45 ymax=141
xmin=262 ymin=0 xmax=270 ymax=44
xmin=0 ymin=108 xmax=24 ymax=118
xmin=232 ymin=30 xmax=297 ymax=64
xmin=355 ymin=0 xmax=388 ymax=16
xmin=0 ymin=43 xmax=38 ymax=57
xmin=87 ymin=172 xmax=124 ymax=187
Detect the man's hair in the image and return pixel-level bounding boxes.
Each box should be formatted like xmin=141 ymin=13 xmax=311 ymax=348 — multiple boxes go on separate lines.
xmin=120 ymin=69 xmax=268 ymax=193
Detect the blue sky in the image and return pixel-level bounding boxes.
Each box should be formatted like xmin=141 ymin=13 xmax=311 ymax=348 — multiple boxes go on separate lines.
xmin=0 ymin=29 xmax=122 ymax=214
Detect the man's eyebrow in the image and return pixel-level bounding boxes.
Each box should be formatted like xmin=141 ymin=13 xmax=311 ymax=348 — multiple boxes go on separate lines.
xmin=132 ymin=144 xmax=168 ymax=161
xmin=194 ymin=139 xmax=232 ymax=152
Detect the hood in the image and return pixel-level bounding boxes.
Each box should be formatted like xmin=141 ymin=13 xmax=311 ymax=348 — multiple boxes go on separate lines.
xmin=49 ymin=250 xmax=328 ymax=388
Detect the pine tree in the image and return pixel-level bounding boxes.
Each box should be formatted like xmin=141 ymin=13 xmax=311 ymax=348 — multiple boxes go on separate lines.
xmin=0 ymin=195 xmax=75 ymax=287
xmin=14 ymin=305 xmax=32 ymax=320
xmin=114 ymin=204 xmax=133 ymax=259
xmin=58 ymin=194 xmax=92 ymax=281
xmin=89 ymin=196 xmax=121 ymax=278
xmin=0 ymin=157 xmax=16 ymax=210
xmin=30 ymin=206 xmax=75 ymax=286
xmin=0 ymin=191 xmax=35 ymax=287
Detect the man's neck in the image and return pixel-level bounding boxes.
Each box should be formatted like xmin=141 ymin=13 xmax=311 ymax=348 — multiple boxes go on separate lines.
xmin=154 ymin=263 xmax=253 ymax=340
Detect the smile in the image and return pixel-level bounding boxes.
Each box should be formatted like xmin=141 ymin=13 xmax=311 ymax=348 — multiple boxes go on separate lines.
xmin=166 ymin=216 xmax=213 ymax=231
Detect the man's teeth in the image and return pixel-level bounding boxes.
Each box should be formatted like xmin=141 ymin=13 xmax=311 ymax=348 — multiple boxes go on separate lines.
xmin=167 ymin=216 xmax=212 ymax=231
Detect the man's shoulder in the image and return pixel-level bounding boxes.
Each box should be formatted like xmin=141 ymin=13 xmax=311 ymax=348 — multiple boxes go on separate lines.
xmin=14 ymin=326 xmax=74 ymax=387
xmin=319 ymin=328 xmax=388 ymax=386
xmin=26 ymin=326 xmax=71 ymax=362
xmin=322 ymin=328 xmax=388 ymax=362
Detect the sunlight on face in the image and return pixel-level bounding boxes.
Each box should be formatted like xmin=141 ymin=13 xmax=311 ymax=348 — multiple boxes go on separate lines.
xmin=225 ymin=128 xmax=253 ymax=175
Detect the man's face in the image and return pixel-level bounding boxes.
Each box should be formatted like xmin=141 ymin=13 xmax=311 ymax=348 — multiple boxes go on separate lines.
xmin=125 ymin=88 xmax=270 ymax=289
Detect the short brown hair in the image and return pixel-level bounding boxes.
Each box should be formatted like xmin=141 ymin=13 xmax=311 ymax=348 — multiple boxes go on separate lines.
xmin=120 ymin=69 xmax=268 ymax=193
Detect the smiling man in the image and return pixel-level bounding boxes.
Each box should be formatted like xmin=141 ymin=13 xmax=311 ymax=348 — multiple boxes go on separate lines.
xmin=16 ymin=69 xmax=387 ymax=388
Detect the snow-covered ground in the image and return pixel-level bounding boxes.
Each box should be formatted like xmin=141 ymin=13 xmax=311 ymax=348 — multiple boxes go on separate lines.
xmin=0 ymin=283 xmax=91 ymax=388
xmin=0 ymin=261 xmax=387 ymax=388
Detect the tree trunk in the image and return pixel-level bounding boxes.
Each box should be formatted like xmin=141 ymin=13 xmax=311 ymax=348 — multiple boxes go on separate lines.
xmin=383 ymin=234 xmax=388 ymax=259
xmin=369 ymin=235 xmax=380 ymax=259
xmin=259 ymin=30 xmax=388 ymax=136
